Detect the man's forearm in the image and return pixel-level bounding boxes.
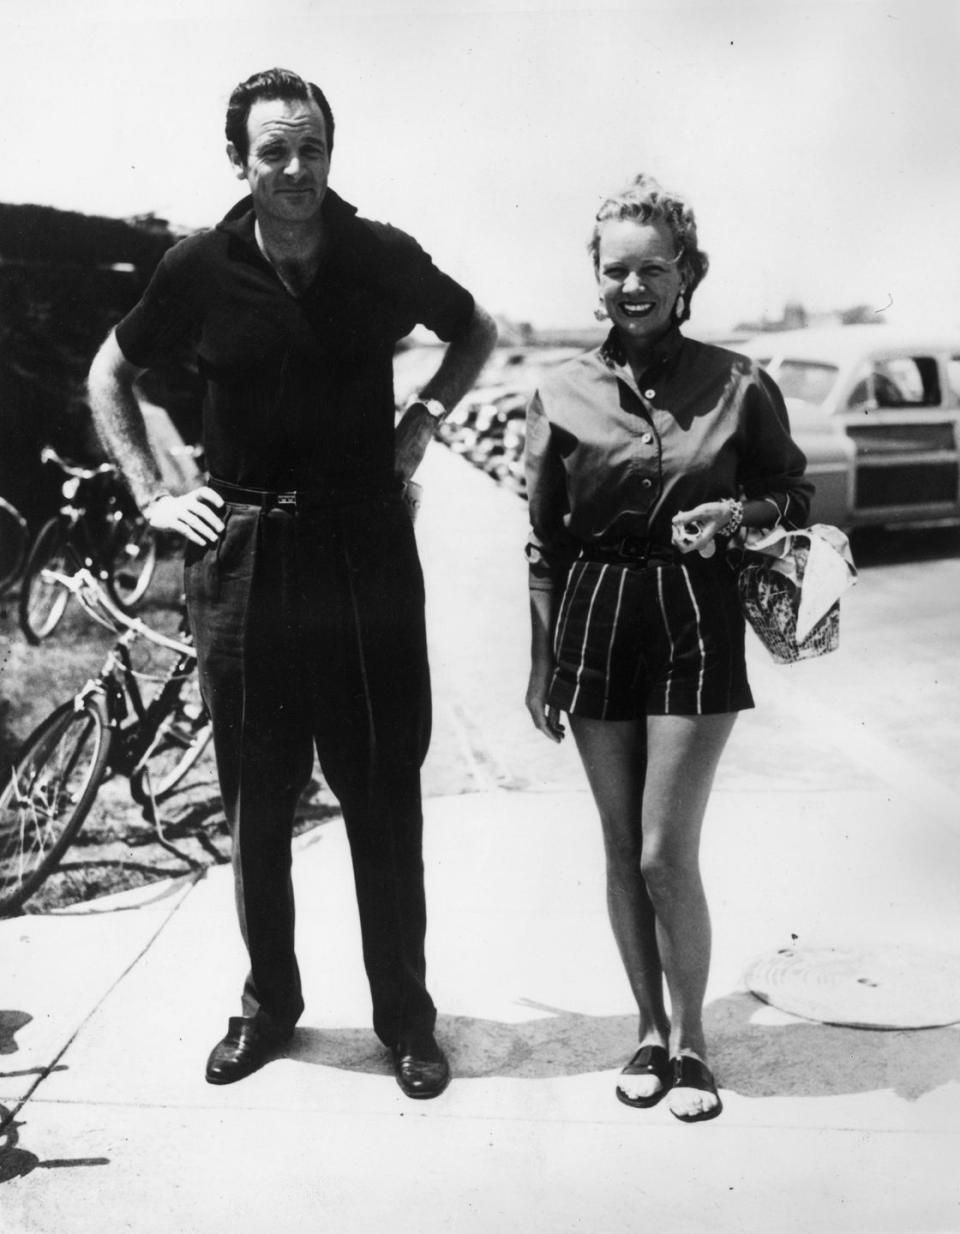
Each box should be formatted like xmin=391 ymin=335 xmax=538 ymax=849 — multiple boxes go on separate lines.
xmin=394 ymin=305 xmax=498 ymax=481
xmin=417 ymin=304 xmax=499 ymax=411
xmin=87 ymin=335 xmax=165 ymax=509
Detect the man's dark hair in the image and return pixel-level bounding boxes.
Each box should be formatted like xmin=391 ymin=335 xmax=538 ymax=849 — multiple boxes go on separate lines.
xmin=225 ymin=68 xmax=335 ymax=163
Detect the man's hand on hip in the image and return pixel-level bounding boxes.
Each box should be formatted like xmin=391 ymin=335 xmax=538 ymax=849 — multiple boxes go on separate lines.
xmin=144 ymin=487 xmax=226 ymax=546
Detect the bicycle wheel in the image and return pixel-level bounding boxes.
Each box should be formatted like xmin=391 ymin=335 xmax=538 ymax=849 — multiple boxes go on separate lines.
xmin=18 ymin=518 xmax=74 ymax=643
xmin=0 ymin=497 xmax=28 ymax=596
xmin=0 ymin=695 xmax=112 ymax=915
xmin=107 ymin=512 xmax=157 ymax=611
xmin=129 ymin=677 xmax=213 ymax=806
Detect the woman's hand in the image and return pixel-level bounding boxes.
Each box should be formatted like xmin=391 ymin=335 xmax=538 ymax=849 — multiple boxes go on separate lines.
xmin=526 ymin=664 xmax=565 ymax=743
xmin=144 ymin=487 xmax=225 ymax=546
xmin=671 ymin=501 xmax=732 ymax=557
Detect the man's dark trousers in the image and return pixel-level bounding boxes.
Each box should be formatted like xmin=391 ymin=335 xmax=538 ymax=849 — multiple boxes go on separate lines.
xmin=184 ymin=487 xmax=437 ymax=1048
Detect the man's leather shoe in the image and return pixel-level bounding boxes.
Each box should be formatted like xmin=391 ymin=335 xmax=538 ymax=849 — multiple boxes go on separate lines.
xmin=205 ymin=1017 xmax=292 ymax=1085
xmin=393 ymin=1032 xmax=450 ymax=1099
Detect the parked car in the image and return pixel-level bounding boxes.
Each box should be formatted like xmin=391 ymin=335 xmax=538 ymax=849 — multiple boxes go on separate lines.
xmin=740 ymin=325 xmax=960 ymax=531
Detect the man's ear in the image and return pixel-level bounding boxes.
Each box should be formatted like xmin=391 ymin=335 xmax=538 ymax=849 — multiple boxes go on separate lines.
xmin=226 ymin=142 xmax=247 ymax=180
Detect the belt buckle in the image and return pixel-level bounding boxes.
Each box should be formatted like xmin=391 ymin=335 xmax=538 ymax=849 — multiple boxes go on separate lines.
xmin=276 ymin=491 xmax=297 ymax=509
xmin=619 ymin=536 xmax=649 ymax=563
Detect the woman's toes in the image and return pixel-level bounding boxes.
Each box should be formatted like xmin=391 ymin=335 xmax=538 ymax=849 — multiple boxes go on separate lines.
xmin=667 ymin=1055 xmax=723 ymax=1122
xmin=617 ymin=1074 xmax=663 ymax=1102
xmin=667 ymin=1086 xmax=716 ymax=1119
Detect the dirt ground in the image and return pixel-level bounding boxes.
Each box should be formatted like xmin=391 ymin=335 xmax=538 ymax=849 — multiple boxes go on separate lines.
xmin=0 ymin=552 xmax=341 ymax=915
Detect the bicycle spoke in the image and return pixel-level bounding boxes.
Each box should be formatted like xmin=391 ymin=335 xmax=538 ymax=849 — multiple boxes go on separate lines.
xmin=0 ymin=704 xmax=108 ymax=913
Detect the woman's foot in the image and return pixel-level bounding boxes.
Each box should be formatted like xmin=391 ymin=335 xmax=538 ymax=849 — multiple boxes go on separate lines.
xmin=615 ymin=1044 xmax=671 ymax=1108
xmin=667 ymin=1053 xmax=722 ymax=1122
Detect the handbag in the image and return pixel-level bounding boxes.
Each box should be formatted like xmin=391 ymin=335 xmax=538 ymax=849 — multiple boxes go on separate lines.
xmin=733 ymin=524 xmax=857 ymax=665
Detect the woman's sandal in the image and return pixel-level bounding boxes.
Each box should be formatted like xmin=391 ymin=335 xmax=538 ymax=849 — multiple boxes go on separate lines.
xmin=668 ymin=1055 xmax=723 ymax=1123
xmin=615 ymin=1044 xmax=671 ymax=1108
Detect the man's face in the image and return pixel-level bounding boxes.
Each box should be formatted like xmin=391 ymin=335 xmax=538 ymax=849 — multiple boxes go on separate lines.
xmin=228 ymin=96 xmax=331 ymax=224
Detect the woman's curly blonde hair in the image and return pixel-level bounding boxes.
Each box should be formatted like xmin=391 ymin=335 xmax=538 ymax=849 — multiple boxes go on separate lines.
xmin=588 ymin=173 xmax=709 ymax=324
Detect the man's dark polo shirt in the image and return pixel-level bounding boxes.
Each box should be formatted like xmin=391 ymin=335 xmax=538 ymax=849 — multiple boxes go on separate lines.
xmin=115 ymin=190 xmax=475 ymax=492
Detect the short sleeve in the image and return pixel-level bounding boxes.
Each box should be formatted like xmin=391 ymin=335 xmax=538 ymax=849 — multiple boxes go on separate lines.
xmin=524 ymin=388 xmax=578 ymax=591
xmin=114 ymin=244 xmax=199 ymax=369
xmin=740 ymin=367 xmax=814 ymax=528
xmin=377 ymin=226 xmax=476 ymax=342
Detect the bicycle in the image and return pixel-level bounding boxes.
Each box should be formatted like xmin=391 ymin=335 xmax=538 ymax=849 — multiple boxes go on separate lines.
xmin=0 ymin=567 xmax=213 ymax=915
xmin=0 ymin=496 xmax=29 ymax=598
xmin=18 ymin=446 xmax=158 ymax=644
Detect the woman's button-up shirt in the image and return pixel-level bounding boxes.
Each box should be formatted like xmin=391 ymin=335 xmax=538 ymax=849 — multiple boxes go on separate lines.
xmin=525 ymin=327 xmax=813 ymax=592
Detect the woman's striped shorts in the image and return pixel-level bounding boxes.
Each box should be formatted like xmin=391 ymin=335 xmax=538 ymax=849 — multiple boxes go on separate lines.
xmin=547 ymin=552 xmax=754 ymax=720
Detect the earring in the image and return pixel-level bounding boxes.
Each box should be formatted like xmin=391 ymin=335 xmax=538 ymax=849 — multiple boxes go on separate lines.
xmin=594 ymin=303 xmax=609 ymax=321
xmin=674 ymin=293 xmax=686 ymax=320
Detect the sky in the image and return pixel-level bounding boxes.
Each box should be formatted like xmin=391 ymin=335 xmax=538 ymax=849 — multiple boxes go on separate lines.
xmin=2 ymin=0 xmax=959 ymax=335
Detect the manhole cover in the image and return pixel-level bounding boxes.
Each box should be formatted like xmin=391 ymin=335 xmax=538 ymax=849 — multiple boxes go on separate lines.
xmin=744 ymin=945 xmax=960 ymax=1029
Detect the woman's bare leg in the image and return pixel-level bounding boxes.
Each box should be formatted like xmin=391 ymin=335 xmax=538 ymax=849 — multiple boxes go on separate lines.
xmin=641 ymin=712 xmax=737 ymax=1118
xmin=571 ymin=717 xmax=670 ymax=1100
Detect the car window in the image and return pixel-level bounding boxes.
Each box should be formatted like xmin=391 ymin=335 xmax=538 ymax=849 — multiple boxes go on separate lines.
xmin=872 ymin=357 xmax=940 ymax=407
xmin=774 ymin=360 xmax=838 ymax=406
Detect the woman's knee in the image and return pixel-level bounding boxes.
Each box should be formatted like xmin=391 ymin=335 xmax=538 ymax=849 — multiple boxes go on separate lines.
xmin=639 ymin=846 xmax=701 ymax=904
xmin=597 ymin=808 xmax=643 ymax=870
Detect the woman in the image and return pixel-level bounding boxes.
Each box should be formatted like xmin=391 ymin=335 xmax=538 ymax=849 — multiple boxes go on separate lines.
xmin=524 ymin=174 xmax=812 ymax=1122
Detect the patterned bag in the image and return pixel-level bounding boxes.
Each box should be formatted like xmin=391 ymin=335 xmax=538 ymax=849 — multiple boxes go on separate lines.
xmin=735 ymin=525 xmax=857 ymax=665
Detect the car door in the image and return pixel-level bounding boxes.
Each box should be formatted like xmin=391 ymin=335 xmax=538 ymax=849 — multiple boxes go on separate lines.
xmin=839 ymin=352 xmax=960 ymax=526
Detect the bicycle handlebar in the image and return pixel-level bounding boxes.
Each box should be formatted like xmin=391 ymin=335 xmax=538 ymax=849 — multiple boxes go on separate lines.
xmin=41 ymin=445 xmax=117 ymax=482
xmin=41 ymin=567 xmax=194 ymax=656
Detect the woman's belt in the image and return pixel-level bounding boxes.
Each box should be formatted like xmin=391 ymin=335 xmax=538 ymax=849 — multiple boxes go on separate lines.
xmin=208 ymin=476 xmax=402 ymax=512
xmin=580 ymin=536 xmax=679 ymax=566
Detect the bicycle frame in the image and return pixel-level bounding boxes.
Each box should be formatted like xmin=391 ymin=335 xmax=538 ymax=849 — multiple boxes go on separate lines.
xmin=73 ymin=630 xmax=197 ymax=780
xmin=1 ymin=569 xmax=209 ymax=912
xmin=49 ymin=566 xmax=203 ymax=791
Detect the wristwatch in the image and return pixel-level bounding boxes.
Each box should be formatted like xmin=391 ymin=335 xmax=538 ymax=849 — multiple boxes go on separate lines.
xmin=404 ymin=395 xmax=447 ymax=421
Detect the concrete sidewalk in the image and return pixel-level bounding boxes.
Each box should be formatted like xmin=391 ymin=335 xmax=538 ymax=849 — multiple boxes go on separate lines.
xmin=3 ymin=445 xmax=959 ymax=1233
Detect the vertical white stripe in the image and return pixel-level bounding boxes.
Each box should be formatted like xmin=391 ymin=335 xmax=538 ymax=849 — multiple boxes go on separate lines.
xmin=655 ymin=567 xmax=675 ymax=712
xmin=569 ymin=565 xmax=608 ymax=712
xmin=601 ymin=567 xmax=628 ymax=719
xmin=680 ymin=564 xmax=706 ymax=715
xmin=553 ymin=560 xmax=584 ymax=659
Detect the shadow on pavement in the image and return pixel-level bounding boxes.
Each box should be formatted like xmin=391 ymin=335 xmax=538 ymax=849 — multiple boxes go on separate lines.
xmin=0 ymin=1105 xmax=110 ymax=1184
xmin=0 ymin=1010 xmax=31 ymax=1055
xmin=710 ymin=992 xmax=960 ymax=1102
xmin=287 ymin=991 xmax=960 ymax=1102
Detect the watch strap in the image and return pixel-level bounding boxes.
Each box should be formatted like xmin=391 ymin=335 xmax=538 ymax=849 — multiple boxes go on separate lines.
xmin=404 ymin=395 xmax=447 ymax=421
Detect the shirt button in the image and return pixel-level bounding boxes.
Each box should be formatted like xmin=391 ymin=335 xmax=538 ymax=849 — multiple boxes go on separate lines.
xmin=641 ymin=432 xmax=653 ymax=444
xmin=641 ymin=478 xmax=653 ymax=489
xmin=644 ymin=388 xmax=656 ymax=399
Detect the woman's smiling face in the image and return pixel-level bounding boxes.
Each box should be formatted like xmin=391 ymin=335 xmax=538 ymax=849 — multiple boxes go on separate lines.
xmin=596 ymin=218 xmax=684 ymax=354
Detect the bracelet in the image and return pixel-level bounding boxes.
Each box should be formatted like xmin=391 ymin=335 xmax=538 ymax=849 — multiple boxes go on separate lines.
xmin=715 ymin=498 xmax=744 ymax=538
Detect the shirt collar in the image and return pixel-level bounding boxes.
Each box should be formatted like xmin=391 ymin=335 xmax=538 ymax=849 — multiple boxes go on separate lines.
xmin=215 ymin=187 xmax=360 ymax=247
xmin=600 ymin=323 xmax=685 ymax=374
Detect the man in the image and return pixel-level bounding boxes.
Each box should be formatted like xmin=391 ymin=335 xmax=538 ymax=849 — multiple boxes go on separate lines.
xmin=88 ymin=68 xmax=497 ymax=1098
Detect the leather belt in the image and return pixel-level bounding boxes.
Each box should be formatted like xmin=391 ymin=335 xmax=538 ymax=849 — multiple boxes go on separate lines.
xmin=208 ymin=477 xmax=400 ymax=511
xmin=582 ymin=536 xmax=677 ymax=566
